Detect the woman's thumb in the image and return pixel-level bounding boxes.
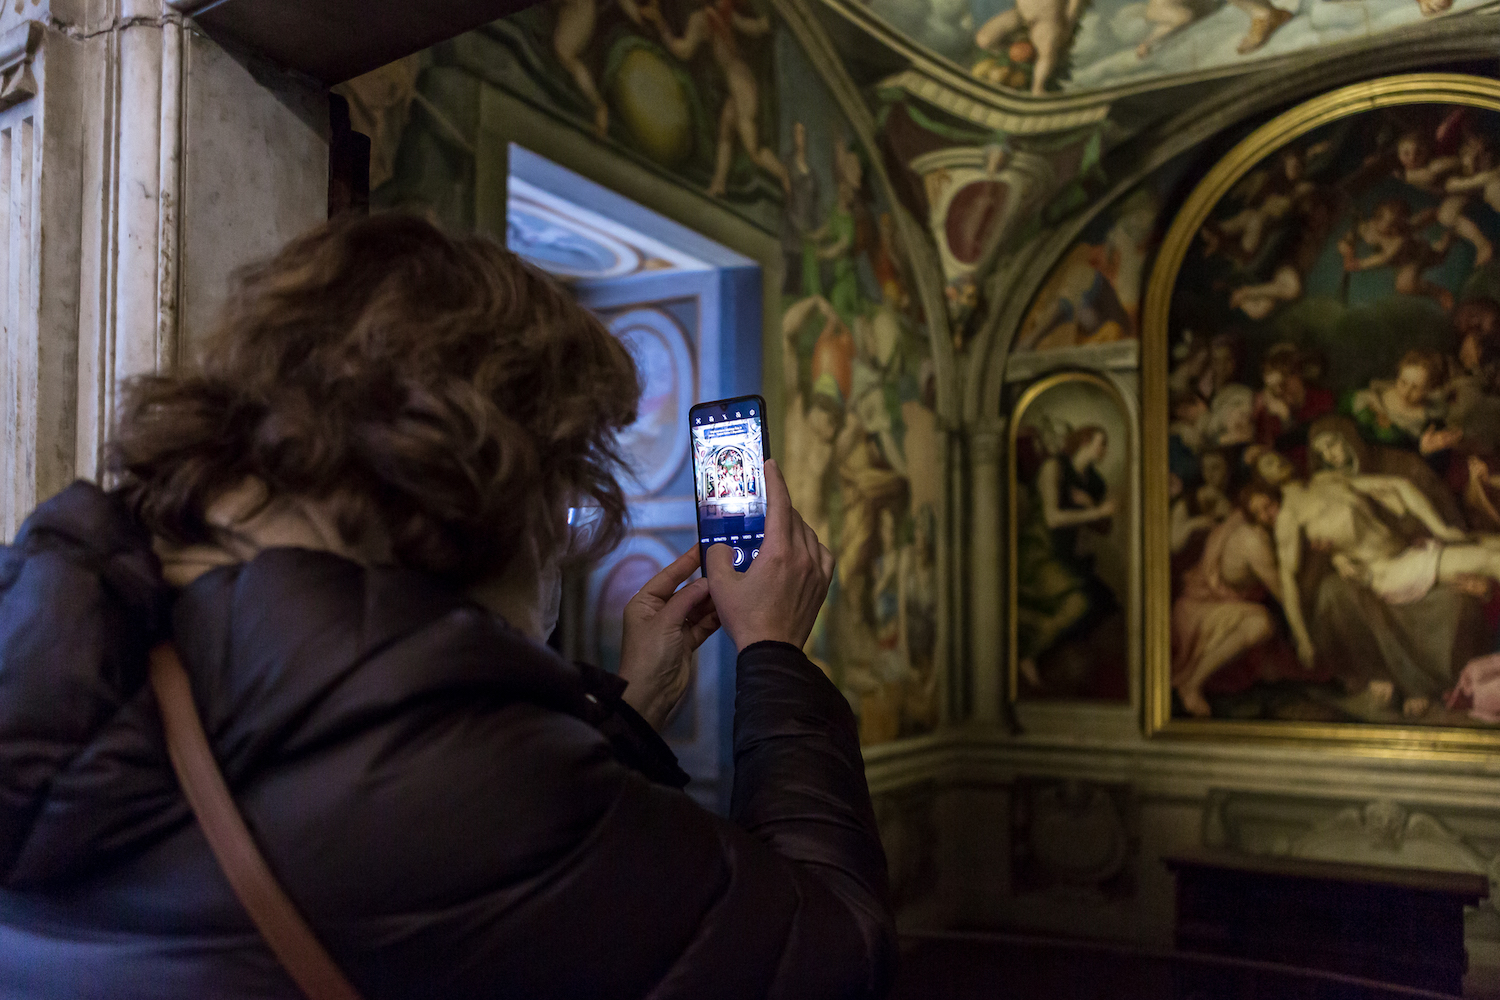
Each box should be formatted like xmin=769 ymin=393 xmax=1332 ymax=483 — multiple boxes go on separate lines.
xmin=704 ymin=543 xmax=738 ymax=583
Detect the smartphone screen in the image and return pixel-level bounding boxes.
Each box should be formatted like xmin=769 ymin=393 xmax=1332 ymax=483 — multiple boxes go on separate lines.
xmin=690 ymin=395 xmax=768 ymax=574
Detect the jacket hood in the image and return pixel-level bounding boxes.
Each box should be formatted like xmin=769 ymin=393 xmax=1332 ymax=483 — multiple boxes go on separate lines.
xmin=0 ymin=482 xmax=591 ymax=889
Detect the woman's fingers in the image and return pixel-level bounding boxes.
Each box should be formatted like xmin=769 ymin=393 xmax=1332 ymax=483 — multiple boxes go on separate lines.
xmin=635 ymin=546 xmax=703 ymax=604
xmin=660 ymin=576 xmax=711 ymax=622
xmin=799 ymin=517 xmax=822 ymax=569
xmin=687 ymin=610 xmax=722 ymax=648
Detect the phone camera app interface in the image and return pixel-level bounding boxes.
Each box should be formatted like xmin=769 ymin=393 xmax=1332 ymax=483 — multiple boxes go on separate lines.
xmin=693 ymin=408 xmax=766 ymax=573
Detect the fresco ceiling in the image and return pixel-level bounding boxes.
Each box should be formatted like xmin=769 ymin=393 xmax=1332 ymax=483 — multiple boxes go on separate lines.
xmin=813 ymin=0 xmax=1500 ymax=110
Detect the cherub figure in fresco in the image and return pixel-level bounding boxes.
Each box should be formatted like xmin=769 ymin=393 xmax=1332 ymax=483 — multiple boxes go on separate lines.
xmin=1339 ymin=198 xmax=1456 ymax=313
xmin=1134 ymin=0 xmax=1292 ymax=61
xmin=1384 ymin=115 xmax=1495 ymax=267
xmin=639 ymin=0 xmax=789 ymax=198
xmin=1390 ymin=125 xmax=1461 ymax=196
xmin=552 ymin=0 xmax=643 ymax=135
xmin=1200 ymin=142 xmax=1340 ymax=320
xmin=973 ymin=0 xmax=1083 ymax=97
xmin=1448 ymin=133 xmax=1500 ymax=211
xmin=1202 ymin=142 xmax=1332 ymax=264
xmin=1439 ymin=132 xmax=1500 ymax=266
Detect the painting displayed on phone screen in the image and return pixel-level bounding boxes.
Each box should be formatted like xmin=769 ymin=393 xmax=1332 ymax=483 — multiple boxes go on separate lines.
xmin=692 ymin=400 xmax=768 ymax=572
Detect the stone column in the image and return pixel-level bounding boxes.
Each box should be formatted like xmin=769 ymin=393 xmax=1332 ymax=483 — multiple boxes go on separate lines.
xmin=968 ymin=425 xmax=1005 ymax=725
xmin=0 ymin=14 xmax=82 ymax=537
xmin=0 ymin=1 xmax=328 ymax=538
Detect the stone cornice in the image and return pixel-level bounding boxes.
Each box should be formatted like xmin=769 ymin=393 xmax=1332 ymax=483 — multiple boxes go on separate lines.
xmin=863 ymin=726 xmax=1500 ymax=811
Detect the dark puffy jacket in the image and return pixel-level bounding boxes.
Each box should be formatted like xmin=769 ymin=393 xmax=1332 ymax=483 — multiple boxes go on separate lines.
xmin=0 ymin=483 xmax=895 ymax=998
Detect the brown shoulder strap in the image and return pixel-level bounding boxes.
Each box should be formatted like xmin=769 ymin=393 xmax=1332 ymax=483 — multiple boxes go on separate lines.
xmin=149 ymin=642 xmax=366 ymax=1000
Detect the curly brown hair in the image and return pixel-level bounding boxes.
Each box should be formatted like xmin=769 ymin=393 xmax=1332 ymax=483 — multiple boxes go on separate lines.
xmin=111 ymin=214 xmax=640 ymax=584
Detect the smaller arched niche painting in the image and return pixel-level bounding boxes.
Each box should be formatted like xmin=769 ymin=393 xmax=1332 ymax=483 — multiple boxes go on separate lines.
xmin=1010 ymin=372 xmax=1133 ymax=703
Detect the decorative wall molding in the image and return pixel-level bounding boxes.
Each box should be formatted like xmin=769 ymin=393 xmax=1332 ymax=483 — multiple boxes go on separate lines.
xmin=1003 ymin=341 xmax=1139 ymax=384
xmin=1012 ymin=778 xmax=1138 ymax=899
xmin=0 ymin=22 xmax=42 ymax=112
xmin=878 ymin=69 xmax=1109 ymax=135
xmin=863 ymin=728 xmax=1500 ymax=812
xmin=166 ymin=0 xmax=550 ymax=84
xmin=1205 ymin=792 xmax=1491 ymax=873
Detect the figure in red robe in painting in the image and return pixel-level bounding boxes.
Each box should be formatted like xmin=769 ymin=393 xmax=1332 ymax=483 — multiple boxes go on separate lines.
xmin=1253 ymin=345 xmax=1334 ymax=474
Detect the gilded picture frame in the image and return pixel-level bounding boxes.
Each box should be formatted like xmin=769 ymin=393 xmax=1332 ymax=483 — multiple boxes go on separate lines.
xmin=1010 ymin=370 xmax=1135 ymax=705
xmin=1143 ymin=74 xmax=1500 ymax=755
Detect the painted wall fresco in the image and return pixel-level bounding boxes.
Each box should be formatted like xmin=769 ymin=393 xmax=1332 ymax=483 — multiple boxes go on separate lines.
xmin=1013 ymin=153 xmax=1195 ymax=352
xmin=1157 ymin=96 xmax=1500 ymax=730
xmin=876 ymin=95 xmax=1109 ymax=337
xmin=860 ymin=0 xmax=1491 ymax=96
xmin=348 ymin=12 xmax=944 ymax=746
xmin=775 ymin=40 xmax=944 ymax=744
xmin=341 ymin=0 xmax=789 ymax=231
xmin=508 ymin=0 xmax=786 ymax=201
xmin=1009 ymin=373 xmax=1132 ymax=701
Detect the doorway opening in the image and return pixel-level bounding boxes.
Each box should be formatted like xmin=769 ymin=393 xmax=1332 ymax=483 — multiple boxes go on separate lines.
xmin=506 ymin=146 xmax=761 ymax=811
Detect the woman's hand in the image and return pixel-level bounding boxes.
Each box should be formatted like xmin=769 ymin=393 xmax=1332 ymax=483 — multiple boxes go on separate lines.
xmin=706 ymin=459 xmax=835 ymax=651
xmin=618 ymin=547 xmax=720 ymax=731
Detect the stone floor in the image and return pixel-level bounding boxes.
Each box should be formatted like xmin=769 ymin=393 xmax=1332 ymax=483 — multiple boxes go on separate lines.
xmin=888 ymin=934 xmax=1461 ymax=1000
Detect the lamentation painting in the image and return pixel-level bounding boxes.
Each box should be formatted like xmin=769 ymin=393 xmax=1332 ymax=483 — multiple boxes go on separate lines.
xmin=1010 ymin=372 xmax=1132 ymax=702
xmin=1144 ymin=75 xmax=1500 ymax=750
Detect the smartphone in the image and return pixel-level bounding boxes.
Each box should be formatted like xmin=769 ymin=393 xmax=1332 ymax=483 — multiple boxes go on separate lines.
xmin=690 ymin=395 xmax=769 ymax=574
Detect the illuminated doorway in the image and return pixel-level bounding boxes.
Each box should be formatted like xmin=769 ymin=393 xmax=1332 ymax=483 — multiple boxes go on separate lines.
xmin=507 ymin=146 xmax=761 ymax=810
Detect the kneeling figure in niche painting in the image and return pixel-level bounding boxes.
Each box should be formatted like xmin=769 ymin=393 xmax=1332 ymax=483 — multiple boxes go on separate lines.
xmin=1016 ymin=425 xmax=1119 ymax=692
